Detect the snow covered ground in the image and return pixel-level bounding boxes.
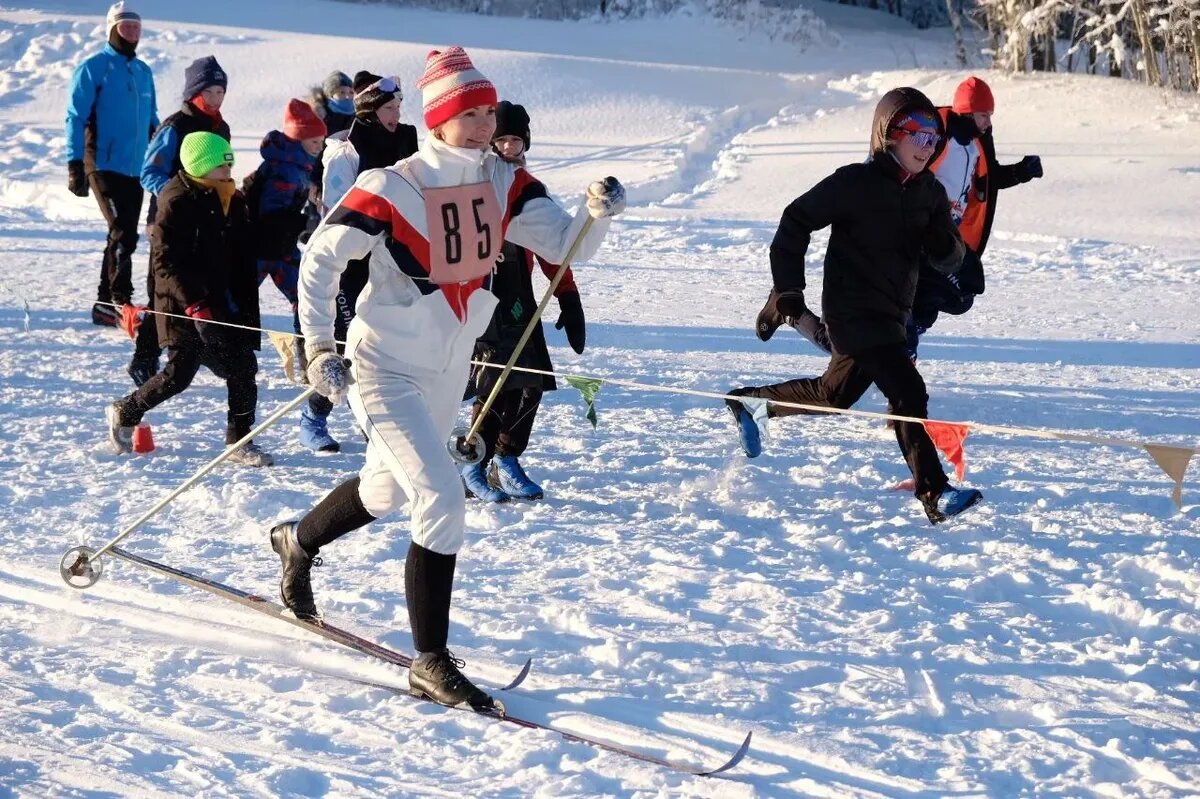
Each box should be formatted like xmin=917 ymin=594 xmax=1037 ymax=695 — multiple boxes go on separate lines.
xmin=1 ymin=0 xmax=1198 ymax=796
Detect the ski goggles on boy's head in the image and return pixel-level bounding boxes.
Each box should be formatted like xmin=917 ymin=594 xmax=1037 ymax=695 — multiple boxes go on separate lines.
xmin=893 ymin=128 xmax=941 ymax=149
xmin=357 ymin=76 xmax=403 ymax=101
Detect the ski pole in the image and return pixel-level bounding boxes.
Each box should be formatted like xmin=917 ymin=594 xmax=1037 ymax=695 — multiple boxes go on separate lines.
xmin=448 ymin=216 xmax=595 ymax=464
xmin=60 ymin=385 xmax=319 ymax=588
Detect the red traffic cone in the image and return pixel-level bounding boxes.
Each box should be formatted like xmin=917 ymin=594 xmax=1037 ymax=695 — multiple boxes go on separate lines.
xmin=132 ymin=423 xmax=155 ymax=454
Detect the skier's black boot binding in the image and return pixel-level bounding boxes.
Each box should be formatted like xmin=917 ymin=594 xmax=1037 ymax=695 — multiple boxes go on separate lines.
xmin=270 ymin=522 xmax=321 ymax=620
xmin=409 ymin=648 xmax=497 ymax=712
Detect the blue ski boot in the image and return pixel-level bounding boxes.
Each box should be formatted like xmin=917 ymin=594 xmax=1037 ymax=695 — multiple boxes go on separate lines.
xmin=921 ymin=486 xmax=983 ymax=525
xmin=462 ymin=461 xmax=509 ymax=503
xmin=299 ymin=404 xmax=340 ymax=454
xmin=488 ymin=455 xmax=544 ymax=500
xmin=725 ymin=388 xmax=762 ymax=458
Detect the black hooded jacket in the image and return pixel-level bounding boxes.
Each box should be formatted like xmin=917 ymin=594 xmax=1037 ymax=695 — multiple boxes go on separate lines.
xmin=769 ymin=87 xmax=964 ymax=355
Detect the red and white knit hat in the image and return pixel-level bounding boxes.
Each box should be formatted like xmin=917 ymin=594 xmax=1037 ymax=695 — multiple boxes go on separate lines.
xmin=415 ymin=47 xmax=497 ymax=131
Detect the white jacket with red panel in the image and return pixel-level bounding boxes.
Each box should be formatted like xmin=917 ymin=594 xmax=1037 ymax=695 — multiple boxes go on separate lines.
xmin=298 ymin=135 xmax=609 ymax=374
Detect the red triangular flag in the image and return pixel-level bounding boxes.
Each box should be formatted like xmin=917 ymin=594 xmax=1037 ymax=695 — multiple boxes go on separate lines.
xmin=923 ymin=421 xmax=970 ymax=481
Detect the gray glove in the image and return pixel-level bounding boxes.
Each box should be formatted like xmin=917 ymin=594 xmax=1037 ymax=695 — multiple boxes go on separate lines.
xmin=306 ymin=346 xmax=350 ymax=403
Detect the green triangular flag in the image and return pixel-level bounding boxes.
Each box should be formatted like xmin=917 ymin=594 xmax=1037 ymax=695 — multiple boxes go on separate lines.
xmin=564 ymin=375 xmax=603 ymax=428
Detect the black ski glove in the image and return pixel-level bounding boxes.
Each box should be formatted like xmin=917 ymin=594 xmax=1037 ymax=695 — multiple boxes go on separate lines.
xmin=186 ymin=301 xmax=220 ymax=348
xmin=1017 ymin=155 xmax=1043 ymax=182
xmin=554 ymin=291 xmax=586 ymax=354
xmin=67 ymin=160 xmax=89 ymax=198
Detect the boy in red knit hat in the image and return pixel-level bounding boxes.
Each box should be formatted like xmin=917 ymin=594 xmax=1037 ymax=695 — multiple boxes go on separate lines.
xmin=268 ymin=46 xmax=626 ymax=710
xmin=906 ymin=76 xmax=1044 ymax=359
xmin=246 ymin=99 xmax=328 ymax=349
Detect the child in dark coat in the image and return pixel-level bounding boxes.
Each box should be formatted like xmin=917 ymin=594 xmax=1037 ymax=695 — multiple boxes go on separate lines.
xmin=106 ymin=131 xmax=271 ymax=466
xmin=460 ymin=101 xmax=586 ymax=502
xmin=248 ymin=99 xmax=327 ymax=336
xmin=727 ymin=87 xmax=982 ymax=524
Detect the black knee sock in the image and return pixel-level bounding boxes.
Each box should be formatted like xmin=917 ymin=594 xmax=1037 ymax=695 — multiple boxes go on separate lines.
xmin=405 ymin=542 xmax=457 ymax=653
xmin=296 ymin=476 xmax=376 ymax=555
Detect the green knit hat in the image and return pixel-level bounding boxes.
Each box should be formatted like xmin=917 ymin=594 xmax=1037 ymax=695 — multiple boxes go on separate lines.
xmin=180 ymin=131 xmax=234 ymax=177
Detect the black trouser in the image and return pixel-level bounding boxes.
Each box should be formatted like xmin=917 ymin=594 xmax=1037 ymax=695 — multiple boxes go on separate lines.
xmin=745 ymin=343 xmax=949 ymax=496
xmin=116 ymin=340 xmax=259 ymax=443
xmin=308 ymin=257 xmax=369 ymax=417
xmin=470 ymin=387 xmax=543 ymax=463
xmin=89 ymin=171 xmax=144 ymax=305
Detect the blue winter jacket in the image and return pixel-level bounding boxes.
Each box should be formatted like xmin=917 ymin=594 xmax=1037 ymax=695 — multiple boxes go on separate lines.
xmin=65 ymin=44 xmax=158 ymax=176
xmin=249 ymin=130 xmax=317 ymax=261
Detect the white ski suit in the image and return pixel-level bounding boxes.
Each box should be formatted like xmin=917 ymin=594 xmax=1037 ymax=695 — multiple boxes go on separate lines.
xmin=298 ymin=135 xmax=610 ymax=554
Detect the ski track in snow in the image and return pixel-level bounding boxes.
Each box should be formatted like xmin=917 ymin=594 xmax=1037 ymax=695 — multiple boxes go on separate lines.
xmin=1 ymin=2 xmax=1199 ymax=797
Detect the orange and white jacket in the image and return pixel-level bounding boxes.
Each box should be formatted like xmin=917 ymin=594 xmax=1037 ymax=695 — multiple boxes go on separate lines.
xmin=298 ymin=135 xmax=609 ymax=373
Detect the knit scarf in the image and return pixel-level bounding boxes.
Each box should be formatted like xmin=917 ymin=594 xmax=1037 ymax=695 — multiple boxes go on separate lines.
xmin=193 ymin=177 xmax=237 ymax=214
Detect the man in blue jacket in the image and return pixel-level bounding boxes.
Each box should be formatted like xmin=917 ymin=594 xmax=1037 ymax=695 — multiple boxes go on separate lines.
xmin=65 ymin=2 xmax=158 ymax=327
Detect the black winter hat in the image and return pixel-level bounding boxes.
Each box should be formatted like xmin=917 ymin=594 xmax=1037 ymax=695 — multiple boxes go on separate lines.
xmin=182 ymin=55 xmax=227 ymax=101
xmin=494 ymin=101 xmax=531 ymax=152
xmin=352 ymin=70 xmax=401 ymax=117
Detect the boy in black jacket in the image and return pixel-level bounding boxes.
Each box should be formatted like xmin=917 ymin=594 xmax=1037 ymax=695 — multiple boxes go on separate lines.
xmin=727 ymin=87 xmax=982 ymax=524
xmin=106 ymin=131 xmax=272 ymax=467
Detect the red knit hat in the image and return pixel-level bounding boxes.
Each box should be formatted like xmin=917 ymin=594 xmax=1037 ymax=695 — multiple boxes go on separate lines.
xmin=416 ymin=47 xmax=498 ymax=131
xmin=952 ymin=77 xmax=995 ymax=114
xmin=283 ymin=98 xmax=327 ymax=141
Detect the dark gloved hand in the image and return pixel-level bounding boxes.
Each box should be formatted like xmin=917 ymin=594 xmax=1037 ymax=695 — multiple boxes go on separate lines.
xmin=186 ymin=301 xmax=218 ymax=346
xmin=554 ymin=291 xmax=586 ymax=354
xmin=68 ymin=160 xmax=89 ymax=198
xmin=1017 ymin=155 xmax=1043 ymax=182
xmin=773 ymin=289 xmax=809 ymax=320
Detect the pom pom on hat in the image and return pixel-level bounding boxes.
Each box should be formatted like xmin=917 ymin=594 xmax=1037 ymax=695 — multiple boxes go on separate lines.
xmin=180 ymin=131 xmax=234 ymax=177
xmin=283 ymin=98 xmax=327 ymax=140
xmin=952 ymin=76 xmax=995 ymax=114
xmin=106 ymin=1 xmax=140 ymax=36
xmin=415 ymin=47 xmax=497 ymax=131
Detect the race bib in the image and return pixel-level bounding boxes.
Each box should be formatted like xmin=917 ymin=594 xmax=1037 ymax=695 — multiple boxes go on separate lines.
xmin=424 ymin=182 xmax=502 ymax=284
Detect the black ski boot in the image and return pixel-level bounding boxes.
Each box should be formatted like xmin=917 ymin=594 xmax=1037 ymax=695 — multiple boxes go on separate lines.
xmin=269 ymin=522 xmax=321 ymax=619
xmin=409 ymin=648 xmax=497 ymax=711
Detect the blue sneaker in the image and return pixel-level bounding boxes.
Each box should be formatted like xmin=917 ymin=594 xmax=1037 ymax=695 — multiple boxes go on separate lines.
xmin=921 ymin=486 xmax=983 ymax=525
xmin=488 ymin=455 xmax=544 ymax=500
xmin=299 ymin=404 xmax=340 ymax=454
xmin=462 ymin=461 xmax=509 ymax=503
xmin=725 ymin=389 xmax=762 ymax=458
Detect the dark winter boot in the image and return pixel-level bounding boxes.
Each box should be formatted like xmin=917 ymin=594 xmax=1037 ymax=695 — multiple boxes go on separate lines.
xmin=462 ymin=461 xmax=509 ymax=503
xmin=488 ymin=456 xmax=543 ymax=500
xmin=92 ymin=302 xmax=118 ymax=327
xmin=269 ymin=522 xmax=321 ymax=619
xmin=126 ymin=356 xmax=160 ymax=388
xmin=725 ymin=388 xmax=762 ymax=458
xmin=409 ymin=648 xmax=496 ymax=711
xmin=299 ymin=403 xmax=340 ymax=453
xmin=921 ymin=487 xmax=983 ymax=525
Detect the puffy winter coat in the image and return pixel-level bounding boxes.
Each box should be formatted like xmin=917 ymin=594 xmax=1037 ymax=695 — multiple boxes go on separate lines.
xmin=65 ymin=44 xmax=158 ymax=176
xmin=321 ymin=119 xmax=418 ymax=212
xmin=142 ymin=101 xmax=232 ymax=197
xmin=245 ymin=131 xmax=316 ymax=260
xmin=770 ymin=87 xmax=964 ymax=355
xmin=150 ymin=172 xmax=260 ymax=350
xmin=299 ymin=135 xmax=609 ymax=376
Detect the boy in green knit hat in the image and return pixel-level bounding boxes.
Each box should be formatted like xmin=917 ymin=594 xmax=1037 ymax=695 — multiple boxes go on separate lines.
xmin=106 ymin=131 xmax=271 ymax=466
